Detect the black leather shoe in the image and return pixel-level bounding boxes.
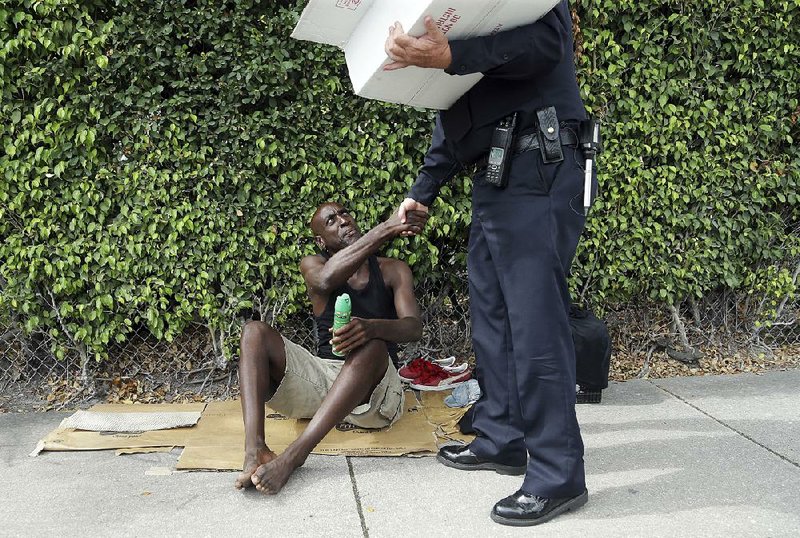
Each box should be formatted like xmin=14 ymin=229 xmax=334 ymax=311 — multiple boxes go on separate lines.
xmin=436 ymin=444 xmax=526 ymax=476
xmin=490 ymin=488 xmax=588 ymax=526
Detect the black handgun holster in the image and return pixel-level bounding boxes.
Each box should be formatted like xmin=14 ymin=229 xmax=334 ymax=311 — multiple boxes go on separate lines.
xmin=536 ymin=106 xmax=564 ymax=164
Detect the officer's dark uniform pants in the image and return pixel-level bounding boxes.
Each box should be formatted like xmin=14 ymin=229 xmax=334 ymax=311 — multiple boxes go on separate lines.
xmin=468 ymin=144 xmax=587 ymax=498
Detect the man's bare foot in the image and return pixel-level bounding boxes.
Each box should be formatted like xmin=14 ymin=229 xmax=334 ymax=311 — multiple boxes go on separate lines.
xmin=235 ymin=447 xmax=277 ymax=489
xmin=251 ymin=450 xmax=306 ymax=494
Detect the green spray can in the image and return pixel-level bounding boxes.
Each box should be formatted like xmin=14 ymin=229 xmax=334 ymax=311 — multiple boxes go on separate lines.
xmin=332 ymin=293 xmax=351 ymax=357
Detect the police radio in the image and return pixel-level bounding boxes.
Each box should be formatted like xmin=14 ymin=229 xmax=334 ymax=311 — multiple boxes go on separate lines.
xmin=485 ymin=112 xmax=517 ymax=188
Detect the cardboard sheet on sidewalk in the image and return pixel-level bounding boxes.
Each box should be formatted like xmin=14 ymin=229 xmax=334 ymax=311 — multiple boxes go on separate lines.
xmin=58 ymin=409 xmax=202 ymax=432
xmin=420 ymin=390 xmax=474 ymax=445
xmin=33 ymin=391 xmax=474 ymax=470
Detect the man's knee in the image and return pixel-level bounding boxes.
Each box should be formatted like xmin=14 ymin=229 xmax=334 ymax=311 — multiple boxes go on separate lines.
xmin=356 ymin=338 xmax=388 ymax=357
xmin=349 ymin=339 xmax=390 ymax=373
xmin=241 ymin=320 xmax=277 ymax=345
xmin=240 ymin=320 xmax=283 ymax=363
xmin=239 ymin=320 xmax=287 ymax=379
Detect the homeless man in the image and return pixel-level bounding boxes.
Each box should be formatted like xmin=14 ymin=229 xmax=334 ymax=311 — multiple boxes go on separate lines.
xmin=235 ymin=201 xmax=428 ymax=494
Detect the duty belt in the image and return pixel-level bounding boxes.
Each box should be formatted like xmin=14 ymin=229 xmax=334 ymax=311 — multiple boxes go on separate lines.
xmin=472 ymin=125 xmax=579 ymax=172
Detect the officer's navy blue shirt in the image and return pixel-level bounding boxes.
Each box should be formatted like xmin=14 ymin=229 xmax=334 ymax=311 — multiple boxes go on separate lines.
xmin=408 ymin=0 xmax=585 ymax=207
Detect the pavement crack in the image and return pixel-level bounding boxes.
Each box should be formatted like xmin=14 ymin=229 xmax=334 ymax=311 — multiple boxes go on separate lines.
xmin=347 ymin=457 xmax=369 ymax=537
xmin=652 ymin=381 xmax=800 ymax=469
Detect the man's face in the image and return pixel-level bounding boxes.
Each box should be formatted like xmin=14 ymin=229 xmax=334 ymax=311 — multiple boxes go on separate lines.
xmin=312 ymin=203 xmax=362 ymax=253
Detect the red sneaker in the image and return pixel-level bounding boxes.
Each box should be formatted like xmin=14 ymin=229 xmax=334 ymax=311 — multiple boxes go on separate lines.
xmin=410 ymin=364 xmax=472 ymax=391
xmin=402 ymin=360 xmax=440 ymax=384
xmin=398 ymin=357 xmax=429 ymax=382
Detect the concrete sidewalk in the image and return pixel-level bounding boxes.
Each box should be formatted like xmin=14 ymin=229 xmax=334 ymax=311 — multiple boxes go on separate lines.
xmin=2 ymin=370 xmax=799 ymax=537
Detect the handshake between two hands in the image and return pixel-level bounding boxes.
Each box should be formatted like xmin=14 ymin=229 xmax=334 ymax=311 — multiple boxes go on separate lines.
xmin=395 ymin=197 xmax=430 ymax=238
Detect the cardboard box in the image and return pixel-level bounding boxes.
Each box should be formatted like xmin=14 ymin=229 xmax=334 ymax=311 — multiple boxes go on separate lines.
xmin=291 ymin=0 xmax=561 ymax=110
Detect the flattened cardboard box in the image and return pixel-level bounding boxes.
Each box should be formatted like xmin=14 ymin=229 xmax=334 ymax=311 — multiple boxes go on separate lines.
xmin=34 ymin=392 xmax=472 ymax=470
xmin=292 ymin=0 xmax=560 ymax=109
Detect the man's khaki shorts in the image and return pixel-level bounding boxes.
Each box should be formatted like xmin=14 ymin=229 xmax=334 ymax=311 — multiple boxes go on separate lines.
xmin=266 ymin=336 xmax=404 ymax=430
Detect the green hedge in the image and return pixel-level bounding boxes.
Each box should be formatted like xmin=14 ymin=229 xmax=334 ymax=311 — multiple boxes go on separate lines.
xmin=573 ymin=0 xmax=799 ymax=314
xmin=2 ymin=0 xmax=798 ymax=362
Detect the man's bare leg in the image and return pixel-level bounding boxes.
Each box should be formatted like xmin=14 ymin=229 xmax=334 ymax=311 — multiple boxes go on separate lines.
xmin=235 ymin=320 xmax=286 ymax=489
xmin=251 ymin=339 xmax=389 ymax=494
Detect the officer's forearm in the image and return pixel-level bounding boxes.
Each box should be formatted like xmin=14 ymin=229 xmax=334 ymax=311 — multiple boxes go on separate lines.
xmin=409 ymin=117 xmax=462 ymax=206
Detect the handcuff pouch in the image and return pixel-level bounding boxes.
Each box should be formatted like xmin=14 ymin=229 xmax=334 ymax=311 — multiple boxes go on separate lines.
xmin=536 ymin=106 xmax=564 ymax=164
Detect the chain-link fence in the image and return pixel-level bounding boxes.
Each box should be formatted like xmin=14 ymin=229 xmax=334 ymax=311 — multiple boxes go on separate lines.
xmin=2 ymin=269 xmax=798 ymax=412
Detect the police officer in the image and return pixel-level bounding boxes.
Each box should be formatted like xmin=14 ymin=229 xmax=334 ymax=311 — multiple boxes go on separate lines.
xmin=386 ymin=0 xmax=590 ymax=527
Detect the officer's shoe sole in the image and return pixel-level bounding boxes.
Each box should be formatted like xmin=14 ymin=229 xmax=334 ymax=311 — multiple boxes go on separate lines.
xmin=435 ymin=453 xmax=526 ymax=476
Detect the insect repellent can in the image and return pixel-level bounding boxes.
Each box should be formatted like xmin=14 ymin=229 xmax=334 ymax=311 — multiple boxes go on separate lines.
xmin=332 ymin=293 xmax=351 ymax=357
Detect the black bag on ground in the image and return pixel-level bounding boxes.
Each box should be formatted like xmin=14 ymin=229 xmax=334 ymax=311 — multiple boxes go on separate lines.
xmin=457 ymin=404 xmax=476 ymax=435
xmin=457 ymin=305 xmax=611 ymax=434
xmin=570 ymin=304 xmax=611 ymax=403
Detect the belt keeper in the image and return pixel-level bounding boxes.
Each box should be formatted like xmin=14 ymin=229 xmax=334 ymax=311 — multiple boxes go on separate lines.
xmin=536 ymin=106 xmax=564 ymax=164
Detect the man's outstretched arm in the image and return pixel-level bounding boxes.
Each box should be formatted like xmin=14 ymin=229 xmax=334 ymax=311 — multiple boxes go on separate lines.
xmin=301 ymin=210 xmax=428 ymax=297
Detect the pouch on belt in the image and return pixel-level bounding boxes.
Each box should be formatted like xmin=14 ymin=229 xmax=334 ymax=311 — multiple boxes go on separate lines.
xmin=536 ymin=106 xmax=564 ymax=164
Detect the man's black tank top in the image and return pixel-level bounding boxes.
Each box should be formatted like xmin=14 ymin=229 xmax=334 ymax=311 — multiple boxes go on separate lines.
xmin=315 ymin=255 xmax=399 ymax=363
